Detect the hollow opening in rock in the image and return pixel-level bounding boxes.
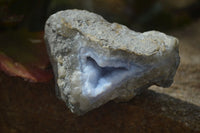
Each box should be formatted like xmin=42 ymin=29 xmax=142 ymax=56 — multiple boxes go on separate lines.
xmin=87 ymin=57 xmax=128 ymax=78
xmin=81 ymin=56 xmax=132 ymax=97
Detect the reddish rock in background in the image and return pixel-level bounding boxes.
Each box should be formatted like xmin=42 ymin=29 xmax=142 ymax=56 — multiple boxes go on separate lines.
xmin=0 ymin=30 xmax=53 ymax=82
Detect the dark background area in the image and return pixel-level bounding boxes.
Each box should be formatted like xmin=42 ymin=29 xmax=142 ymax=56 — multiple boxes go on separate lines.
xmin=0 ymin=0 xmax=200 ymax=32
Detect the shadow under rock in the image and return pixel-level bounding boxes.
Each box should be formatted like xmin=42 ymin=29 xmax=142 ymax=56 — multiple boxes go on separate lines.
xmin=0 ymin=72 xmax=199 ymax=133
xmin=80 ymin=89 xmax=200 ymax=132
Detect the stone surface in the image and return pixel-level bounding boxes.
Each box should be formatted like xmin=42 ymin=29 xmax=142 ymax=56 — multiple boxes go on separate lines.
xmin=1 ymin=18 xmax=199 ymax=133
xmin=44 ymin=9 xmax=180 ymax=115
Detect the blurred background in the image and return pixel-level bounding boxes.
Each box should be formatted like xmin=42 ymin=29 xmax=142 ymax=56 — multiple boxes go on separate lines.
xmin=0 ymin=0 xmax=200 ymax=133
xmin=0 ymin=0 xmax=200 ymax=31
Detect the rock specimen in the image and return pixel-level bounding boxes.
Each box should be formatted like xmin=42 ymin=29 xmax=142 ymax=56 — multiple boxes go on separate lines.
xmin=44 ymin=9 xmax=180 ymax=115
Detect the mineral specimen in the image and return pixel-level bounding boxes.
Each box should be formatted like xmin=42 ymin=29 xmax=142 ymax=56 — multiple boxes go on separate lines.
xmin=44 ymin=9 xmax=180 ymax=115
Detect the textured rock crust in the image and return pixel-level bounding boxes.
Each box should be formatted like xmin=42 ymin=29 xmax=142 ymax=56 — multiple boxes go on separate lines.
xmin=44 ymin=9 xmax=180 ymax=115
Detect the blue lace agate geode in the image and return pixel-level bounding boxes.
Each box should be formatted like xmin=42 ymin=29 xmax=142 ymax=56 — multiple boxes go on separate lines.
xmin=44 ymin=9 xmax=180 ymax=115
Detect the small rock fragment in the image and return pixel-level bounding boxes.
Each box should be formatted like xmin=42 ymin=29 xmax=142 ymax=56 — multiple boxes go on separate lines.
xmin=44 ymin=9 xmax=180 ymax=115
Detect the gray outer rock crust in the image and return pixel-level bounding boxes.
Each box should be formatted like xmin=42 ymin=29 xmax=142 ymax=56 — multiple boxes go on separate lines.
xmin=44 ymin=9 xmax=180 ymax=115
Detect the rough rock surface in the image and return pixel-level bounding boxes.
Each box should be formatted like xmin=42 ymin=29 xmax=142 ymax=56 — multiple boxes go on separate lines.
xmin=44 ymin=9 xmax=180 ymax=115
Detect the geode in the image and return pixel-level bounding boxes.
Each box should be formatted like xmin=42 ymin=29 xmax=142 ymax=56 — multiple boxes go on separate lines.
xmin=44 ymin=9 xmax=180 ymax=115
